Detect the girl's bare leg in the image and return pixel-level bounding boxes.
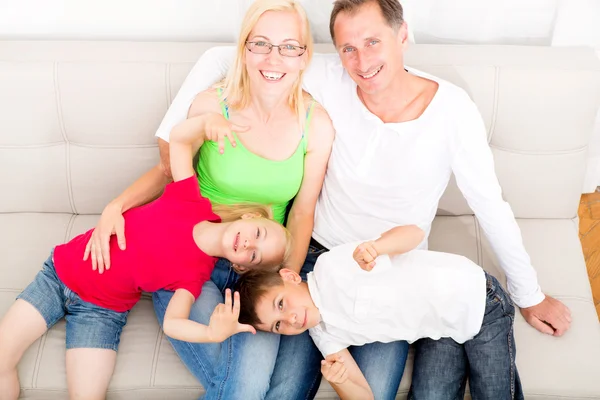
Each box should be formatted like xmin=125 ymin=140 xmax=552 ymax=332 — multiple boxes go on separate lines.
xmin=66 ymin=348 xmax=117 ymax=400
xmin=0 ymin=300 xmax=48 ymax=400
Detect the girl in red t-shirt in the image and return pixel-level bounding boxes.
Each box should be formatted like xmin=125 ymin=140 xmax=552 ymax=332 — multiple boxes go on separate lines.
xmin=0 ymin=114 xmax=292 ymax=400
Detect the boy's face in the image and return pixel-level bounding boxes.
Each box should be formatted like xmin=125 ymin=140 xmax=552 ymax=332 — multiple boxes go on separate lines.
xmin=222 ymin=215 xmax=287 ymax=270
xmin=254 ymin=269 xmax=320 ymax=335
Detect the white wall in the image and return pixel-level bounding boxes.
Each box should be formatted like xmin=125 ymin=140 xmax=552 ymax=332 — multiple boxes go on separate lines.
xmin=1 ymin=0 xmax=599 ymax=189
xmin=551 ymin=0 xmax=600 ymax=192
xmin=0 ymin=0 xmax=336 ymax=43
xmin=403 ymin=0 xmax=559 ymax=45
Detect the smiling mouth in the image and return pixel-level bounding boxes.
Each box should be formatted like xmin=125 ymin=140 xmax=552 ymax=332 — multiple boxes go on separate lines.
xmin=233 ymin=232 xmax=240 ymax=252
xmin=301 ymin=310 xmax=307 ymax=328
xmin=358 ymin=65 xmax=383 ymax=80
xmin=260 ymin=70 xmax=286 ymax=81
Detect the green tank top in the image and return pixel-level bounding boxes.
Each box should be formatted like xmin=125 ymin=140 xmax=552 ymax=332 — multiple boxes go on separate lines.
xmin=196 ymin=90 xmax=313 ymax=223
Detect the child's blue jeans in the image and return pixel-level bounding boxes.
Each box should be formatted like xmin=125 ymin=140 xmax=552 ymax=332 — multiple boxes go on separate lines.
xmin=409 ymin=272 xmax=524 ymax=400
xmin=16 ymin=250 xmax=129 ymax=351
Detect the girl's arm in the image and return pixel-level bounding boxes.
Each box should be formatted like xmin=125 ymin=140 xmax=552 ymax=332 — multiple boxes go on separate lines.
xmin=168 ymin=114 xmax=209 ymax=182
xmin=285 ymin=104 xmax=335 ymax=272
xmin=163 ymin=289 xmax=255 ymax=343
xmin=321 ymin=349 xmax=374 ymax=400
xmin=169 ymin=89 xmax=247 ymax=182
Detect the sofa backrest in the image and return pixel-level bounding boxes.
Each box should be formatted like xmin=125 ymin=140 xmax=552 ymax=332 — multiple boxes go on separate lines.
xmin=1 ymin=41 xmax=599 ymax=218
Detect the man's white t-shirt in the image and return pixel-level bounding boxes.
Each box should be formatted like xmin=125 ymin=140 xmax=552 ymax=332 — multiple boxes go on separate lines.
xmin=154 ymin=47 xmax=543 ymax=308
xmin=307 ymin=243 xmax=487 ymax=357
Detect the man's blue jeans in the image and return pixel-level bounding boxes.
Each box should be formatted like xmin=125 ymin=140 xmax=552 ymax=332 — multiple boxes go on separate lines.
xmin=409 ymin=273 xmax=524 ymax=400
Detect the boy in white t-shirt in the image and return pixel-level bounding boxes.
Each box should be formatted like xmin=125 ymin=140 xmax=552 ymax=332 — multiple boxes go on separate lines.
xmin=235 ymin=225 xmax=523 ymax=400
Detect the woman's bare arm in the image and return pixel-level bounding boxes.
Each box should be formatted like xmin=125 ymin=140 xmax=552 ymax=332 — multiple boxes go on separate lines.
xmin=83 ymin=140 xmax=173 ymax=272
xmin=285 ymin=104 xmax=335 ymax=272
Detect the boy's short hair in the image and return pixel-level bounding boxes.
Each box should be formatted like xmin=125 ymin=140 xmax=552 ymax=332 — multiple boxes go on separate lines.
xmin=235 ymin=270 xmax=284 ymax=327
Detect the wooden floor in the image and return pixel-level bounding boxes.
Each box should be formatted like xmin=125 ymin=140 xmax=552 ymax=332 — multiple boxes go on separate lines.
xmin=579 ymin=188 xmax=600 ymax=318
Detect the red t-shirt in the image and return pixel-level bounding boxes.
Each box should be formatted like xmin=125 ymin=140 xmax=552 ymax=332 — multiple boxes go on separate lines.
xmin=53 ymin=176 xmax=220 ymax=312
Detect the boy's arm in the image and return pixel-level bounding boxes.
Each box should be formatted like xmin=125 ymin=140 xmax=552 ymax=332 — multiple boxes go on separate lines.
xmin=163 ymin=289 xmax=255 ymax=343
xmin=353 ymin=225 xmax=425 ymax=271
xmin=372 ymin=225 xmax=425 ymax=256
xmin=322 ymin=349 xmax=374 ymax=400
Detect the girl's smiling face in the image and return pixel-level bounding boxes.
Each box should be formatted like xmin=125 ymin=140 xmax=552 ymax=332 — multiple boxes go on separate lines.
xmin=222 ymin=215 xmax=288 ymax=270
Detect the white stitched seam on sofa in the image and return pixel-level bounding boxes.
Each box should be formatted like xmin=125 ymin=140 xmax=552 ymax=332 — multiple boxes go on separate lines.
xmin=489 ymin=144 xmax=588 ymax=155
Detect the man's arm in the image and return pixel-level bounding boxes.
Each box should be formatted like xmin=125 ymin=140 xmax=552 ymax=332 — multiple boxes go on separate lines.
xmin=452 ymin=96 xmax=571 ymax=335
xmin=156 ymin=46 xmax=235 ymax=143
xmin=301 ymin=53 xmax=341 ymax=106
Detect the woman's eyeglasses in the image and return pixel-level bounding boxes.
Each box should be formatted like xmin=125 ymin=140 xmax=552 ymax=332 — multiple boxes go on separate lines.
xmin=245 ymin=41 xmax=307 ymax=57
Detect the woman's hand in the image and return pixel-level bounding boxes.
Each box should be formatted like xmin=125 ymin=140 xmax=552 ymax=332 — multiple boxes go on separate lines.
xmin=207 ymin=289 xmax=256 ymax=342
xmin=321 ymin=353 xmax=348 ymax=385
xmin=83 ymin=202 xmax=126 ymax=273
xmin=353 ymin=241 xmax=378 ymax=271
xmin=203 ymin=112 xmax=249 ymax=154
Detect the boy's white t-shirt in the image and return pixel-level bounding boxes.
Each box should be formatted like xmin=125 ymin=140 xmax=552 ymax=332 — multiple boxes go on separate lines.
xmin=307 ymin=243 xmax=487 ymax=357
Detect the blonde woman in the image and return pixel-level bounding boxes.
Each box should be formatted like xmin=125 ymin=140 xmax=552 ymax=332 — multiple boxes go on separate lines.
xmin=83 ymin=0 xmax=334 ymax=399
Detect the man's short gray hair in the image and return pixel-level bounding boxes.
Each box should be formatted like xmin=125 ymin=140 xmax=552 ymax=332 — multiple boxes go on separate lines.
xmin=329 ymin=0 xmax=404 ymax=44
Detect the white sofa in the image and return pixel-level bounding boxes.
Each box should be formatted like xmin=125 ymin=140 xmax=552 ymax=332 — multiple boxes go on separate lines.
xmin=1 ymin=41 xmax=600 ymax=399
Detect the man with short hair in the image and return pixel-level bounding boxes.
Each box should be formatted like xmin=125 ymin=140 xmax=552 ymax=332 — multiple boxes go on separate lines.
xmin=147 ymin=0 xmax=573 ymax=397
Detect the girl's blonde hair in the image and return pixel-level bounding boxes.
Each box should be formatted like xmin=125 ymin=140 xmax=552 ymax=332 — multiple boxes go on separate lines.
xmin=211 ymin=203 xmax=294 ymax=270
xmin=221 ymin=0 xmax=314 ymax=128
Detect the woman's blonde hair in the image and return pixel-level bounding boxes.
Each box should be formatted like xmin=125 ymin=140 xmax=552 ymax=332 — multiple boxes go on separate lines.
xmin=221 ymin=0 xmax=314 ymax=128
xmin=211 ymin=203 xmax=294 ymax=270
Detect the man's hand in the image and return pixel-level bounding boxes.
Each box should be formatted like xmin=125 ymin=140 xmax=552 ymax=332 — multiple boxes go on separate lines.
xmin=353 ymin=241 xmax=378 ymax=271
xmin=207 ymin=289 xmax=256 ymax=342
xmin=83 ymin=202 xmax=126 ymax=273
xmin=321 ymin=353 xmax=348 ymax=385
xmin=520 ymin=294 xmax=572 ymax=336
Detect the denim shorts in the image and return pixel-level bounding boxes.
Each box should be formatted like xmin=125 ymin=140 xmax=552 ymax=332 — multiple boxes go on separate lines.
xmin=16 ymin=250 xmax=129 ymax=351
